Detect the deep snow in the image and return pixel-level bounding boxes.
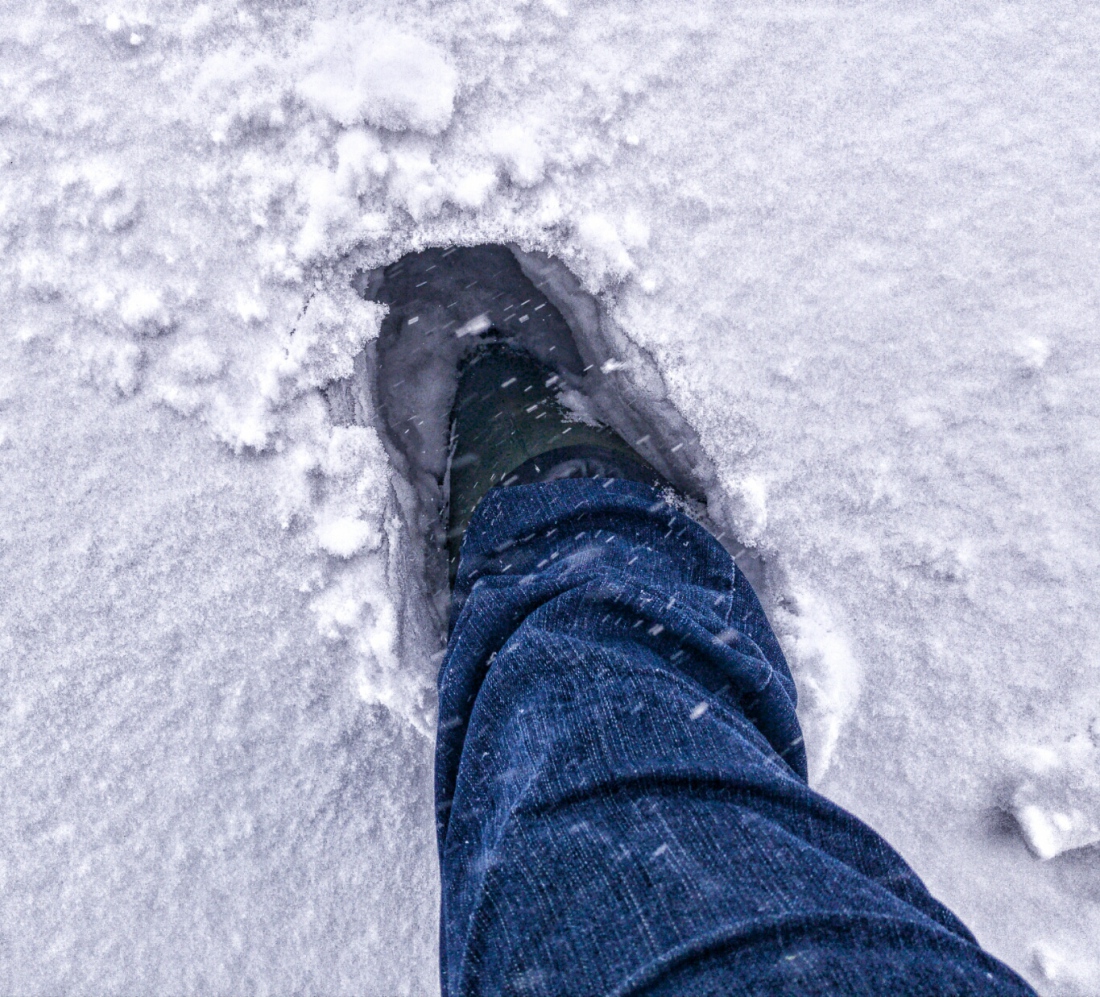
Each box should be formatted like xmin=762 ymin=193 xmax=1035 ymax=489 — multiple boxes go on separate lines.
xmin=2 ymin=0 xmax=1100 ymax=992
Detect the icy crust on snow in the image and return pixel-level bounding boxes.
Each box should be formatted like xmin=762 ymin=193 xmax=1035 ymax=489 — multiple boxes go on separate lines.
xmin=3 ymin=0 xmax=1100 ymax=992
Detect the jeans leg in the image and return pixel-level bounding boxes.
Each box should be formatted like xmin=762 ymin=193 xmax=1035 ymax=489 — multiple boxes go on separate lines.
xmin=436 ymin=479 xmax=1034 ymax=997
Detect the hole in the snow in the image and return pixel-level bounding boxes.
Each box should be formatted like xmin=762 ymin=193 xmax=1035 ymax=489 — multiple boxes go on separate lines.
xmin=326 ymin=244 xmax=766 ymax=599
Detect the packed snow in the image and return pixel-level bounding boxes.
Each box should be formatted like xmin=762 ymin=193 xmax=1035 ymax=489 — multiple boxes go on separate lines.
xmin=2 ymin=0 xmax=1099 ymax=992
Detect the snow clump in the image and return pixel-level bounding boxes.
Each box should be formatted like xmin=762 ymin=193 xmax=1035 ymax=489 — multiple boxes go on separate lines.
xmin=297 ymin=20 xmax=457 ymax=134
xmin=1009 ymin=732 xmax=1100 ymax=861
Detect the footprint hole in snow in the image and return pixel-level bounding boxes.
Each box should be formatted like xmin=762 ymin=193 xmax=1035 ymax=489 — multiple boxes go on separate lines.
xmin=324 ymin=243 xmax=765 ymax=601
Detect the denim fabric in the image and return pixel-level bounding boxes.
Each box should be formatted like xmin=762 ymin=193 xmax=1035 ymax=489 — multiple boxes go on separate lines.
xmin=437 ymin=478 xmax=1035 ymax=996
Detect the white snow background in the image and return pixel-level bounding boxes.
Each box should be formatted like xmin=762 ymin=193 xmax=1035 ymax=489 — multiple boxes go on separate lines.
xmin=2 ymin=0 xmax=1100 ymax=992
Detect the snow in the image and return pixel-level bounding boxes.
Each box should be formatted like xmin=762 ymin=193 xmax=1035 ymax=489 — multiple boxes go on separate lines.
xmin=316 ymin=515 xmax=381 ymax=559
xmin=297 ymin=19 xmax=458 ymax=135
xmin=1010 ymin=734 xmax=1100 ymax=861
xmin=2 ymin=0 xmax=1100 ymax=993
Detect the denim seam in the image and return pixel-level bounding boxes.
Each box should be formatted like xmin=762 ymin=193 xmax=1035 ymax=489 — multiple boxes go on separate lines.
xmin=722 ymin=559 xmax=740 ymax=629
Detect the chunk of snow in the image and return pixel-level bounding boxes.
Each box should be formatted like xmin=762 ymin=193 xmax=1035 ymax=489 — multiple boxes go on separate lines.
xmin=260 ymin=285 xmax=384 ymax=404
xmin=297 ymin=21 xmax=457 ymax=135
xmin=235 ymin=292 xmax=268 ymax=324
xmin=1009 ymin=735 xmax=1100 ymax=860
xmin=450 ymin=169 xmax=497 ymax=209
xmin=317 ymin=516 xmax=380 ymax=558
xmin=119 ymin=288 xmax=172 ymax=334
xmin=576 ymin=214 xmax=634 ymax=278
xmin=777 ymin=589 xmax=860 ymax=783
xmin=489 ymin=125 xmax=546 ymax=187
xmin=1031 ymin=940 xmax=1100 ymax=993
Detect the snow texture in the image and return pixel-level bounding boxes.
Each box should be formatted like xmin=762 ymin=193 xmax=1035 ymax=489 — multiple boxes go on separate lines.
xmin=2 ymin=0 xmax=1100 ymax=992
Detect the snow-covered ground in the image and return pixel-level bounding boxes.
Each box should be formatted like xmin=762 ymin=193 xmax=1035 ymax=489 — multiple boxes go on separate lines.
xmin=3 ymin=0 xmax=1100 ymax=991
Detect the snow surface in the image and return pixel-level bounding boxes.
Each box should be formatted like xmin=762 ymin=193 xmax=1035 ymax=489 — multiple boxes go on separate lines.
xmin=2 ymin=0 xmax=1100 ymax=992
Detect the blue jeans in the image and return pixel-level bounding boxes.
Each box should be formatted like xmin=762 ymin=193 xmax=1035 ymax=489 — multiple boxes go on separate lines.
xmin=437 ymin=479 xmax=1034 ymax=996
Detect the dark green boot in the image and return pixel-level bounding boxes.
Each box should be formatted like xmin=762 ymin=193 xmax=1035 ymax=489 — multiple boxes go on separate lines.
xmin=446 ymin=343 xmax=667 ymax=577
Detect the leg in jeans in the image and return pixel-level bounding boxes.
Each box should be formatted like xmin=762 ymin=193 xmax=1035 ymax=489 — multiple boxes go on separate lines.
xmin=436 ymin=477 xmax=1035 ymax=996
